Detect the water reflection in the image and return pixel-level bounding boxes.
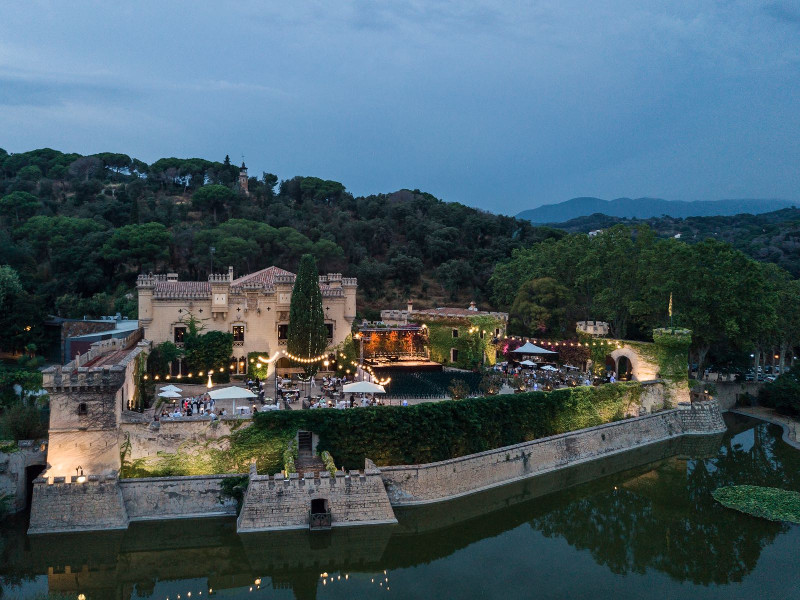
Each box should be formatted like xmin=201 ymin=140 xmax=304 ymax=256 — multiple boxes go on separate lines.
xmin=1 ymin=414 xmax=798 ymax=599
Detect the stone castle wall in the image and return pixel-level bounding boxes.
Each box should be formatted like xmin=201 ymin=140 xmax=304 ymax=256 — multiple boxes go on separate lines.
xmin=29 ymin=401 xmax=725 ymax=535
xmin=120 ymin=417 xmax=252 ymax=460
xmin=0 ymin=441 xmax=47 ymax=514
xmin=28 ymin=474 xmax=129 ymax=534
xmin=380 ymin=400 xmax=725 ymax=506
xmin=237 ymin=462 xmax=397 ymax=533
xmin=120 ymin=474 xmax=237 ymax=521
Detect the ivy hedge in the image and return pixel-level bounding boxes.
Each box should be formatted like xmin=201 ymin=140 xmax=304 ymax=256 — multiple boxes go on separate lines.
xmin=122 ymin=382 xmax=643 ymax=477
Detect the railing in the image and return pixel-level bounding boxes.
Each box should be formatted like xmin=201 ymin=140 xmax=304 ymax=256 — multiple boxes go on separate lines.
xmin=309 ymin=510 xmax=332 ymax=530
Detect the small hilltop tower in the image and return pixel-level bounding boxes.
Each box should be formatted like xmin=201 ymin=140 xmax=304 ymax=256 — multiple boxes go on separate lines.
xmin=238 ymin=162 xmax=249 ymax=196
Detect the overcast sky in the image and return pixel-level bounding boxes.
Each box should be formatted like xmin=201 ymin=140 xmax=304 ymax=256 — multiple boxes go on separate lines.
xmin=1 ymin=1 xmax=798 ymax=214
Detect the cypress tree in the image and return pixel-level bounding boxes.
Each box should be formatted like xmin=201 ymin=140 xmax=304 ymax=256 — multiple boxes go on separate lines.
xmin=287 ymin=254 xmax=328 ymax=376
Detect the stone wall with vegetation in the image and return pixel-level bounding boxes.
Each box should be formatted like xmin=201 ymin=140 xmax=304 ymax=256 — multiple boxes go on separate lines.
xmin=121 ymin=381 xmax=656 ymax=478
xmin=380 ymin=400 xmax=725 ymax=505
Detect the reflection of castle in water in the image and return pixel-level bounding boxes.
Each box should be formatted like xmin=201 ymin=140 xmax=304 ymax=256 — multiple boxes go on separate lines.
xmin=4 ymin=415 xmax=798 ymax=600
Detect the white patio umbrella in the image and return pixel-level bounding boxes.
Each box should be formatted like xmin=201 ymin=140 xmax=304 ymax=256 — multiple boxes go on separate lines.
xmin=519 ymin=360 xmax=538 ymax=367
xmin=207 ymin=386 xmax=257 ymax=400
xmin=158 ymin=390 xmax=182 ymax=398
xmin=342 ymin=381 xmax=386 ymax=394
xmin=207 ymin=386 xmax=258 ymax=415
xmin=541 ymin=365 xmax=558 ymax=371
xmin=160 ymin=384 xmax=182 ymax=393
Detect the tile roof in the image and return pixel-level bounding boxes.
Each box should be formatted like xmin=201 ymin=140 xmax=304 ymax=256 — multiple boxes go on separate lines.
xmin=412 ymin=307 xmax=509 ymax=319
xmin=153 ymin=281 xmax=211 ymax=298
xmin=231 ymin=266 xmax=294 ymax=287
xmin=148 ymin=266 xmax=349 ymax=299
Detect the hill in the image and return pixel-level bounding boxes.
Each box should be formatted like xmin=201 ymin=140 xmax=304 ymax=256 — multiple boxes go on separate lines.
xmin=0 ymin=147 xmax=561 ymax=352
xmin=549 ymin=208 xmax=800 ymax=277
xmin=517 ymin=197 xmax=796 ymax=224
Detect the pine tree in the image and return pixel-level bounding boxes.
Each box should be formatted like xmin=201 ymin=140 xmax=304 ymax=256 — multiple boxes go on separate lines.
xmin=287 ymin=254 xmax=328 ymax=376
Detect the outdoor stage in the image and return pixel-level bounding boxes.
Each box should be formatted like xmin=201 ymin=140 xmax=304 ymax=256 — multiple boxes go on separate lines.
xmin=366 ymin=358 xmax=443 ymax=373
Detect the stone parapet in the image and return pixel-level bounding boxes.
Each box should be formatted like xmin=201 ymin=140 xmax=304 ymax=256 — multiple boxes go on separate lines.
xmin=676 ymin=400 xmax=727 ymax=434
xmin=237 ymin=467 xmax=397 ymax=533
xmin=380 ymin=400 xmax=726 ymax=506
xmin=28 ymin=475 xmax=129 ymax=534
xmin=120 ymin=474 xmax=238 ymax=521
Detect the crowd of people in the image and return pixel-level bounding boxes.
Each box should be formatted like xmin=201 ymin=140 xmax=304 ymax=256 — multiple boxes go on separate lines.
xmin=158 ymin=394 xmax=225 ymax=420
xmin=498 ymin=362 xmax=620 ymax=392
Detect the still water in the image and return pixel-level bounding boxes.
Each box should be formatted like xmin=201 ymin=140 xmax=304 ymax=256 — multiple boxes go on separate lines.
xmin=2 ymin=414 xmax=799 ymax=600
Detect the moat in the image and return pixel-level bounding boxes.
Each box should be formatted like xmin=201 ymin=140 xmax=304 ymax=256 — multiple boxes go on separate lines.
xmin=2 ymin=414 xmax=798 ymax=600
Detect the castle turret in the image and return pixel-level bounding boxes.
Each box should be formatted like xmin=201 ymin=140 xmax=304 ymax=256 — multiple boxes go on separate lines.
xmin=239 ymin=162 xmax=249 ymax=196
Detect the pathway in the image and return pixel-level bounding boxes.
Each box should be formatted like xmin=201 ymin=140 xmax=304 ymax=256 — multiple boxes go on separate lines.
xmin=728 ymin=406 xmax=800 ymax=450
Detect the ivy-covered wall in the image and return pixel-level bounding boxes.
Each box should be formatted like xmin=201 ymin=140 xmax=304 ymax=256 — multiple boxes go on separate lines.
xmin=246 ymin=351 xmax=270 ymax=379
xmin=122 ymin=381 xmax=646 ymax=477
xmin=579 ymin=328 xmax=691 ymax=385
xmin=414 ymin=315 xmax=505 ymax=369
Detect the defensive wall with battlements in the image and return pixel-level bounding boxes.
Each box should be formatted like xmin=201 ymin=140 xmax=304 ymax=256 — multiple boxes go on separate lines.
xmin=380 ymin=400 xmax=725 ymax=506
xmin=237 ymin=461 xmax=397 ymax=532
xmin=29 ymin=399 xmax=726 ymax=534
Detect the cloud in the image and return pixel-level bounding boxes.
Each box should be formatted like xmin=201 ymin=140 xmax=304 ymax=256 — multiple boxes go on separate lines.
xmin=0 ymin=2 xmax=797 ymax=212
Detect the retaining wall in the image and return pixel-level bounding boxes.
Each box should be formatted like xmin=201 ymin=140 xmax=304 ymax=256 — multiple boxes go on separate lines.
xmin=120 ymin=417 xmax=251 ymax=460
xmin=28 ymin=475 xmax=129 ymax=534
xmin=380 ymin=400 xmax=725 ymax=506
xmin=120 ymin=474 xmax=237 ymax=521
xmin=237 ymin=462 xmax=397 ymax=533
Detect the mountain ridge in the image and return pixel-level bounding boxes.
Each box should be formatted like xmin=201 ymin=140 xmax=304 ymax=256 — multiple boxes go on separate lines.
xmin=517 ymin=197 xmax=796 ymax=223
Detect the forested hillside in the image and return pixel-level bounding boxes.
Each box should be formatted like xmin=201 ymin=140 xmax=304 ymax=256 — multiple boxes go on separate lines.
xmin=0 ymin=147 xmax=557 ymax=352
xmin=551 ymin=209 xmax=800 ymax=276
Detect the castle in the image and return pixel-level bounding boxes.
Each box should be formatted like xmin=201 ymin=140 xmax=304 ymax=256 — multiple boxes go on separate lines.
xmin=137 ymin=266 xmax=357 ymax=374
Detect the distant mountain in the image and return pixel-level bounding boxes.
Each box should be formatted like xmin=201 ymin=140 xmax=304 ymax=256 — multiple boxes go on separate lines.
xmin=516 ymin=197 xmax=796 ymax=224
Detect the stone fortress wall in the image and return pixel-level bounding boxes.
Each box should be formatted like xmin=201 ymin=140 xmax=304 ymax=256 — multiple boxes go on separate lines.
xmin=380 ymin=400 xmax=725 ymax=506
xmin=29 ymin=400 xmax=726 ymax=534
xmin=120 ymin=474 xmax=238 ymax=521
xmin=237 ymin=461 xmax=397 ymax=532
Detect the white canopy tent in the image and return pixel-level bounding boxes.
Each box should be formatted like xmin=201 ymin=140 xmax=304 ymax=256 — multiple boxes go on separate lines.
xmin=207 ymin=386 xmax=258 ymax=415
xmin=519 ymin=360 xmax=538 ymax=367
xmin=342 ymin=381 xmax=386 ymax=394
xmin=159 ymin=385 xmax=182 ymax=393
xmin=541 ymin=365 xmax=558 ymax=371
xmin=511 ymin=342 xmax=557 ymax=356
xmin=207 ymin=386 xmax=257 ymax=400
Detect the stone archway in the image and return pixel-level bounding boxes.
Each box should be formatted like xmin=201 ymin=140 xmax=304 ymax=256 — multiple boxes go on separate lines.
xmin=608 ymin=347 xmax=658 ymax=382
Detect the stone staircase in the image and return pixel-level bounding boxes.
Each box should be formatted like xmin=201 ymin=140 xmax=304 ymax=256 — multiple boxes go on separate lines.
xmin=296 ymin=431 xmax=325 ymax=475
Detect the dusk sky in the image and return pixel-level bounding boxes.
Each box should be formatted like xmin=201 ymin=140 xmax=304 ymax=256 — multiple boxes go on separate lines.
xmin=1 ymin=1 xmax=798 ymax=215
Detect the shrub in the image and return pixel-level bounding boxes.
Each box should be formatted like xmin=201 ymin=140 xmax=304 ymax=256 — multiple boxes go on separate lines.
xmin=220 ymin=474 xmax=249 ymax=514
xmin=448 ymin=378 xmax=470 ymax=400
xmin=0 ymin=403 xmax=47 ymax=441
xmin=758 ymin=366 xmax=800 ymax=416
xmin=321 ymin=450 xmax=337 ymax=477
xmin=283 ymin=438 xmax=298 ymax=474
